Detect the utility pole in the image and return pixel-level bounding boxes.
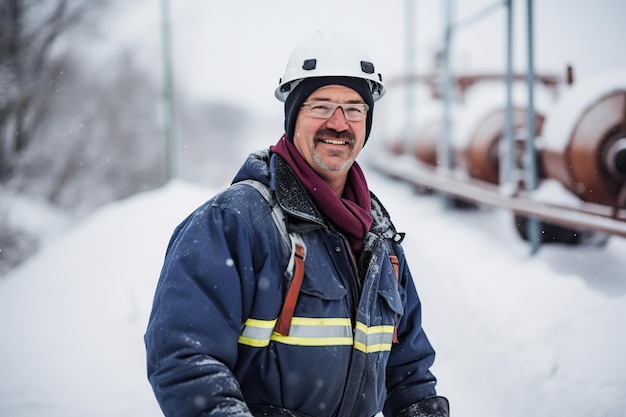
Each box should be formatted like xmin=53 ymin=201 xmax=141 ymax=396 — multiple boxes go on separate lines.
xmin=440 ymin=0 xmax=455 ymax=209
xmin=160 ymin=0 xmax=177 ymax=180
xmin=525 ymin=0 xmax=541 ymax=254
xmin=404 ymin=0 xmax=417 ymax=154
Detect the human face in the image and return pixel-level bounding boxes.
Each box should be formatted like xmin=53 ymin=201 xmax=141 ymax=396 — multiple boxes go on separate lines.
xmin=293 ymin=85 xmax=367 ymax=183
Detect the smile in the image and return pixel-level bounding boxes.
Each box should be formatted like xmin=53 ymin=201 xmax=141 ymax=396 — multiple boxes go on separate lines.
xmin=321 ymin=139 xmax=348 ymax=145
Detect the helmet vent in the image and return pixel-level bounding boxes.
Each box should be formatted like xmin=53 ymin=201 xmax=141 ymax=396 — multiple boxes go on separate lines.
xmin=361 ymin=61 xmax=375 ymax=74
xmin=302 ymin=59 xmax=317 ymax=70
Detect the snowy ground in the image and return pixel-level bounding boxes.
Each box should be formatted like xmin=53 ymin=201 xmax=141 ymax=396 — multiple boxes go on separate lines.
xmin=2 ymin=1 xmax=626 ymax=415
xmin=1 ymin=163 xmax=625 ymax=417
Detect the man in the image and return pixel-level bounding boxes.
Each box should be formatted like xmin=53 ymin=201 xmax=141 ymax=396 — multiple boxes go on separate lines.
xmin=145 ymin=28 xmax=449 ymax=417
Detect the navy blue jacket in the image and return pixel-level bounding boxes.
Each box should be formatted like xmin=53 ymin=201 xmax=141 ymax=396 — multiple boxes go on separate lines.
xmin=145 ymin=150 xmax=438 ymax=417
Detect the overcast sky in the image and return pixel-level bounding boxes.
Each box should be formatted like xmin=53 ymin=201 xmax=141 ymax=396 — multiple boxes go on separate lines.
xmin=95 ymin=0 xmax=624 ymax=116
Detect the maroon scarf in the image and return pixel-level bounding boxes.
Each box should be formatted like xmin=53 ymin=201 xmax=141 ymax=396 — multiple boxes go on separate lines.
xmin=270 ymin=135 xmax=373 ymax=255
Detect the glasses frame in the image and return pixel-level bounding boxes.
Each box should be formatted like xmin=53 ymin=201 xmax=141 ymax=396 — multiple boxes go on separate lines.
xmin=301 ymin=100 xmax=370 ymax=122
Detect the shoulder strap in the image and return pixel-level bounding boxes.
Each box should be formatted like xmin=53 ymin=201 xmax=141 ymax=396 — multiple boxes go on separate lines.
xmin=238 ymin=180 xmax=307 ymax=336
xmin=389 ymin=254 xmax=400 ymax=344
xmin=385 ymin=239 xmax=400 ymax=344
xmin=238 ymin=179 xmax=289 ymax=246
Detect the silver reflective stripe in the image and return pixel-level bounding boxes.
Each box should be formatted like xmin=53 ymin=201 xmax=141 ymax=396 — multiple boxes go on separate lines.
xmin=273 ymin=317 xmax=353 ymax=346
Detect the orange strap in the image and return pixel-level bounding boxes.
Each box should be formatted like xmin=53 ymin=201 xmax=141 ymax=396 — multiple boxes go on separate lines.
xmin=390 ymin=255 xmax=399 ymax=279
xmin=274 ymin=243 xmax=306 ymax=336
xmin=389 ymin=255 xmax=400 ymax=344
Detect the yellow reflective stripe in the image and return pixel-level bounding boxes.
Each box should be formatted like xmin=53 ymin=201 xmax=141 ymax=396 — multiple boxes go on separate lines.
xmin=354 ymin=340 xmax=393 ymax=353
xmin=239 ymin=317 xmax=395 ymax=352
xmin=354 ymin=322 xmax=395 ymax=353
xmin=239 ymin=317 xmax=353 ymax=347
xmin=245 ymin=318 xmax=277 ymax=328
xmin=290 ymin=317 xmax=352 ymax=327
xmin=355 ymin=322 xmax=395 ymax=334
xmin=238 ymin=335 xmax=270 ymax=348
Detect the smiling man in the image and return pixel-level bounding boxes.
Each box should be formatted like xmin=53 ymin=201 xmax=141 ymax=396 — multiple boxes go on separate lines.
xmin=145 ymin=28 xmax=449 ymax=417
xmin=291 ymin=85 xmax=367 ymax=195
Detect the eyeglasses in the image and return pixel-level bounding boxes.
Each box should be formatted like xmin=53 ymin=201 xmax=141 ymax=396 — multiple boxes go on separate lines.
xmin=301 ymin=101 xmax=369 ymax=122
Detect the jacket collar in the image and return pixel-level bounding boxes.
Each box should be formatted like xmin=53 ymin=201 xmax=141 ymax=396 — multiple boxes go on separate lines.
xmin=271 ymin=153 xmax=325 ymax=227
xmin=233 ymin=148 xmax=400 ymax=243
xmin=271 ymin=152 xmax=400 ymax=245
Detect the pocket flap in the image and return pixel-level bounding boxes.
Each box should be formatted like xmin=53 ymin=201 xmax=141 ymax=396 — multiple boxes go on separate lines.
xmin=299 ymin=274 xmax=347 ymax=300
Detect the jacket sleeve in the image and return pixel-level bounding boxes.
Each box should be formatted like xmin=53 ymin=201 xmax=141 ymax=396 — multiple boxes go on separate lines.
xmin=383 ymin=243 xmax=440 ymax=417
xmin=144 ymin=200 xmax=262 ymax=417
xmin=395 ymin=396 xmax=449 ymax=417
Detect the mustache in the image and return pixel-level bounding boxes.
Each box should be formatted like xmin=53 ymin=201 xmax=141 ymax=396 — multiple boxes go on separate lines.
xmin=313 ymin=128 xmax=355 ymax=142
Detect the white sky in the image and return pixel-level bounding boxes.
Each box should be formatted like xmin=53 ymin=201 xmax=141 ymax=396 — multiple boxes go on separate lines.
xmin=95 ymin=0 xmax=626 ymax=122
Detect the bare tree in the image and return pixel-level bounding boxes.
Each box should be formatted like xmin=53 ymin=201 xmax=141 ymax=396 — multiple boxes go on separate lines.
xmin=29 ymin=51 xmax=166 ymax=213
xmin=0 ymin=0 xmax=102 ymax=181
xmin=0 ymin=0 xmax=253 ymax=275
xmin=0 ymin=0 xmax=168 ymax=274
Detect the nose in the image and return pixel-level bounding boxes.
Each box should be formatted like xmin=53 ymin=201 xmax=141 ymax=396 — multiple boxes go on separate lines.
xmin=325 ymin=107 xmax=350 ymax=131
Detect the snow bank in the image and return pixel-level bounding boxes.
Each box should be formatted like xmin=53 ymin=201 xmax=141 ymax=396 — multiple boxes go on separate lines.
xmin=1 ymin=173 xmax=625 ymax=416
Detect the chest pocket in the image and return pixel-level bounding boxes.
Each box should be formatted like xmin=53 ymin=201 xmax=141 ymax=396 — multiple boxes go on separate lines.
xmin=296 ymin=260 xmax=349 ymax=322
xmin=299 ymin=270 xmax=348 ymax=300
xmin=378 ymin=255 xmax=403 ymax=343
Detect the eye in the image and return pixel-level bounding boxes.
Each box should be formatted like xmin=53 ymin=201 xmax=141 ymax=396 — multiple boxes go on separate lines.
xmin=311 ymin=103 xmax=333 ymax=111
xmin=345 ymin=105 xmax=364 ymax=115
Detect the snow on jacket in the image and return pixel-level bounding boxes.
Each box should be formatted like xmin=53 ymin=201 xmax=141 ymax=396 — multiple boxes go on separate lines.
xmin=145 ymin=149 xmax=438 ymax=417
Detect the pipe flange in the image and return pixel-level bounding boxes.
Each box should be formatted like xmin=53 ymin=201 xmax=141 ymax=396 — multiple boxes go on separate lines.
xmin=606 ymin=137 xmax=626 ymax=180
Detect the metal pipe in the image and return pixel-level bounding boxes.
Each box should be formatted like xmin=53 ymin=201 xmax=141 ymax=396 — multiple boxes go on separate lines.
xmin=368 ymin=156 xmax=626 ymax=239
xmin=525 ymin=0 xmax=541 ymax=254
xmin=501 ymin=0 xmax=515 ymax=193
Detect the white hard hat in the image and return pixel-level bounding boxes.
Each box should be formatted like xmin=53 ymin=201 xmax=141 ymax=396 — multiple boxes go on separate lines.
xmin=275 ymin=27 xmax=386 ymax=102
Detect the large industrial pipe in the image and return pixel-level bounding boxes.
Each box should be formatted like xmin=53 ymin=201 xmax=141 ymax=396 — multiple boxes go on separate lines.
xmin=411 ymin=106 xmax=545 ymax=187
xmin=461 ymin=107 xmax=544 ymax=185
xmin=413 ymin=120 xmax=442 ymax=167
xmin=541 ymin=90 xmax=626 ymax=208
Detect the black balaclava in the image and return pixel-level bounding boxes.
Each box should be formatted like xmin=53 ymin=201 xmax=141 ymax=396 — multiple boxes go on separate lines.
xmin=284 ymin=76 xmax=375 ymax=144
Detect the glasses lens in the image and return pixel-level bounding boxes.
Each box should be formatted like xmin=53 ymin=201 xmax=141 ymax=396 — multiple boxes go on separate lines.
xmin=304 ymin=101 xmax=368 ymax=121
